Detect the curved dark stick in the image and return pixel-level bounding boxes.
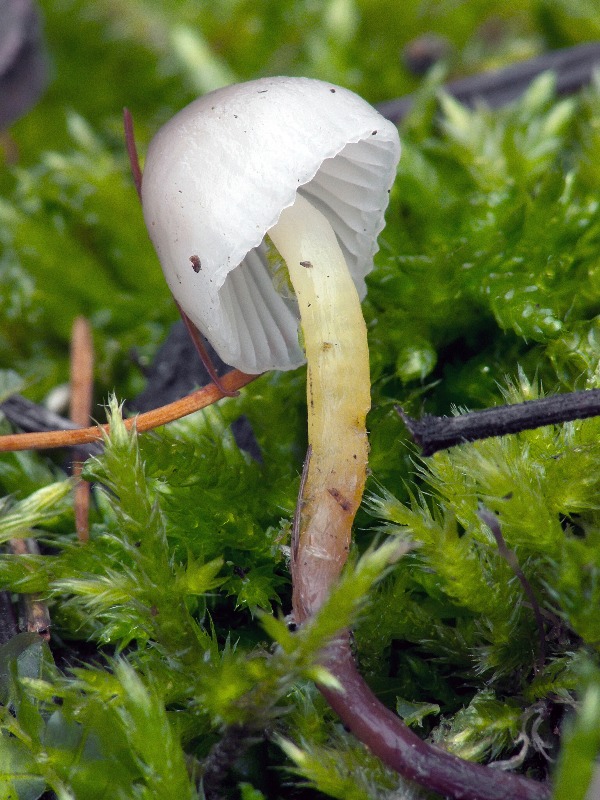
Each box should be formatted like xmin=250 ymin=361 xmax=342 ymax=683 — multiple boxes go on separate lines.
xmin=319 ymin=637 xmax=550 ymax=800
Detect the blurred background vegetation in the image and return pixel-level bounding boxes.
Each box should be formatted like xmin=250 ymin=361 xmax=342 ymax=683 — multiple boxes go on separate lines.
xmin=1 ymin=0 xmax=599 ymax=405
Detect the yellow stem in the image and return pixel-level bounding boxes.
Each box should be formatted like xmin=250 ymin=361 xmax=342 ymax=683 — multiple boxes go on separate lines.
xmin=269 ymin=193 xmax=370 ymax=621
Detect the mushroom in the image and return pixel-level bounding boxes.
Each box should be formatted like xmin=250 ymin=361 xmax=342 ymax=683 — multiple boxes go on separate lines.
xmin=142 ymin=76 xmax=400 ymax=621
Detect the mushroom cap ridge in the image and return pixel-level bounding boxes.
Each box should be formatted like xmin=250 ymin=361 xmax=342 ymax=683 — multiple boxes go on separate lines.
xmin=142 ymin=76 xmax=401 ymax=374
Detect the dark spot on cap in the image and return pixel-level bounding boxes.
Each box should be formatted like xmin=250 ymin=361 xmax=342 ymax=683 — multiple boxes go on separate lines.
xmin=330 ymin=88 xmax=336 ymax=93
xmin=300 ymin=260 xmax=313 ymax=268
xmin=189 ymin=255 xmax=202 ymax=273
xmin=371 ymin=130 xmax=377 ymax=135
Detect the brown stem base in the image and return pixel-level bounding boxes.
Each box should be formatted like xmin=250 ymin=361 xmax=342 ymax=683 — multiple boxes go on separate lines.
xmin=319 ymin=636 xmax=550 ymax=800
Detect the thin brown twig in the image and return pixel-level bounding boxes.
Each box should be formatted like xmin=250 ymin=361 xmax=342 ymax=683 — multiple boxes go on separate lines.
xmin=123 ymin=107 xmax=142 ymax=199
xmin=72 ymin=454 xmax=91 ymax=542
xmin=177 ymin=304 xmax=240 ymax=398
xmin=70 ymin=317 xmax=94 ymax=429
xmin=70 ymin=316 xmax=94 ymax=542
xmin=0 ymin=370 xmax=258 ymax=453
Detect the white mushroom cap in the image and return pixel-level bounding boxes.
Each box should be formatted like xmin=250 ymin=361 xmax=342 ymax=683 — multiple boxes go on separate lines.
xmin=142 ymin=76 xmax=401 ymax=374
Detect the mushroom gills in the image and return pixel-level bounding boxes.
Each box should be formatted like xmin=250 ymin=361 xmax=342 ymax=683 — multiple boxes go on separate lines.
xmin=223 ymin=246 xmax=302 ymax=370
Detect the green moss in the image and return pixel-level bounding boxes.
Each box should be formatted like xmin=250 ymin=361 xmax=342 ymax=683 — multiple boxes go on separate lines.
xmin=1 ymin=3 xmax=600 ymax=797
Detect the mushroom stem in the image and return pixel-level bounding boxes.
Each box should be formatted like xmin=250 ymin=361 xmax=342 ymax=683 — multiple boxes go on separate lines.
xmin=269 ymin=193 xmax=370 ymax=622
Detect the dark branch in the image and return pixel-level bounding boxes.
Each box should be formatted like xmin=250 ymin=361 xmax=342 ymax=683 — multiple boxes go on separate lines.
xmin=320 ymin=635 xmax=550 ymax=800
xmin=397 ymin=389 xmax=600 ymax=456
xmin=0 ymin=394 xmax=102 ymax=459
xmin=1 ymin=394 xmax=79 ymax=434
xmin=378 ymin=41 xmax=600 ymax=123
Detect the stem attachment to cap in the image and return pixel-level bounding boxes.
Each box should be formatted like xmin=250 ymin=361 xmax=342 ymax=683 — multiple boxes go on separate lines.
xmin=269 ymin=193 xmax=370 ymax=622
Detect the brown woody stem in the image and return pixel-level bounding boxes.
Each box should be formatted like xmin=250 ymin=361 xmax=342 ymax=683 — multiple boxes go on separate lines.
xmin=320 ymin=636 xmax=550 ymax=800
